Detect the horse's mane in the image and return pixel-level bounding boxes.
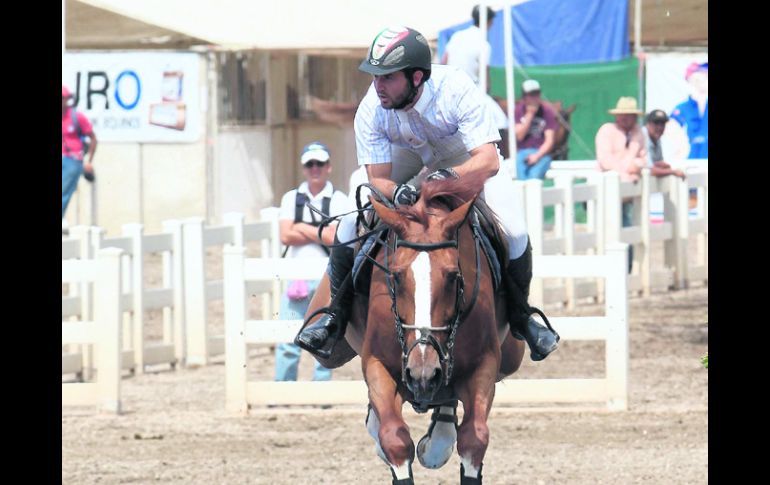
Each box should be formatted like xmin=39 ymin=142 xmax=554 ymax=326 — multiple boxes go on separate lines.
xmin=398 ymin=171 xmax=487 ymax=224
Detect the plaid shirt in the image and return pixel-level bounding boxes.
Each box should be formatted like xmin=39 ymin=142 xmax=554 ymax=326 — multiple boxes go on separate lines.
xmin=355 ymin=64 xmax=501 ymax=168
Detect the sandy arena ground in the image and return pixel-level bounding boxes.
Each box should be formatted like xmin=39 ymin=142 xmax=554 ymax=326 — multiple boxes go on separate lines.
xmin=63 ymin=241 xmax=708 ymax=484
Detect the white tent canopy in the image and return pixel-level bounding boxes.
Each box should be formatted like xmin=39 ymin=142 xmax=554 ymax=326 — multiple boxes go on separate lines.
xmin=68 ymin=0 xmax=505 ymax=51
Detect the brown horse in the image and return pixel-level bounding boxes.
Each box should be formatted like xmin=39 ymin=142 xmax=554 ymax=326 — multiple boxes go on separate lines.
xmin=303 ymin=173 xmax=524 ymax=484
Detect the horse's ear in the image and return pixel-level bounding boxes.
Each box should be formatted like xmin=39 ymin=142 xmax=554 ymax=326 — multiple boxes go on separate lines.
xmin=441 ymin=197 xmax=476 ymax=236
xmin=369 ymin=196 xmax=406 ymax=235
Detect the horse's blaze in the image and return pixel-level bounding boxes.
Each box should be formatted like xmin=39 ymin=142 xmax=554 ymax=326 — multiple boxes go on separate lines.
xmin=411 ymin=251 xmax=432 ymax=361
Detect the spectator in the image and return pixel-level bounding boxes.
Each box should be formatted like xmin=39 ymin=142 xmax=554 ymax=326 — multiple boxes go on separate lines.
xmin=442 ymin=5 xmax=509 ymax=149
xmin=62 ymin=85 xmax=97 ymax=222
xmin=671 ymin=62 xmax=708 ymax=159
xmin=442 ymin=4 xmax=495 ymax=87
xmin=514 ymin=79 xmax=558 ymax=179
xmin=595 ymin=96 xmax=646 ymax=273
xmin=642 ymin=109 xmax=686 ymax=180
xmin=596 ymin=96 xmax=647 ymax=185
xmin=275 ymin=141 xmax=349 ymax=382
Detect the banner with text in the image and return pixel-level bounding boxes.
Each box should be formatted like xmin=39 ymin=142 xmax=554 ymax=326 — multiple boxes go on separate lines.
xmin=63 ymin=52 xmax=203 ymax=143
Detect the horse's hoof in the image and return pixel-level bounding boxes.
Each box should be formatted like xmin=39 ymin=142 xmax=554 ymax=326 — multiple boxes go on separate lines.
xmin=416 ymin=408 xmax=457 ymax=469
xmin=416 ymin=432 xmax=455 ymax=469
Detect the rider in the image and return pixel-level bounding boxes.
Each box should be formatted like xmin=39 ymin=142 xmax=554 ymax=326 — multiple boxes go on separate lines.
xmin=295 ymin=26 xmax=559 ymax=361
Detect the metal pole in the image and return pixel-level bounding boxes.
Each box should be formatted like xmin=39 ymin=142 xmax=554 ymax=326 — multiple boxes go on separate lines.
xmin=479 ymin=2 xmax=488 ymax=94
xmin=634 ymin=0 xmax=641 ymax=54
xmin=635 ymin=0 xmax=645 ymax=112
xmin=503 ymin=0 xmax=517 ymax=176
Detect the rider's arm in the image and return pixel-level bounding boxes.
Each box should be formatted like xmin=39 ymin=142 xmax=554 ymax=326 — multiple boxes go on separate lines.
xmin=453 ymin=143 xmax=500 ymax=179
xmin=365 ymin=163 xmax=398 ymax=201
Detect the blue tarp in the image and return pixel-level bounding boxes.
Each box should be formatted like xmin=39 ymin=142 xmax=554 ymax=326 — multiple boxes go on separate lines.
xmin=437 ymin=0 xmax=629 ymax=67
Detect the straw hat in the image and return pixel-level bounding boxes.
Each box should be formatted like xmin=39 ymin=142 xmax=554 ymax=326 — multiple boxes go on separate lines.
xmin=608 ymin=97 xmax=642 ymax=115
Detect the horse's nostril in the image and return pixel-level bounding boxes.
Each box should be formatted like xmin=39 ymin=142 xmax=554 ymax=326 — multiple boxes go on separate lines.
xmin=405 ymin=368 xmax=415 ymax=383
xmin=429 ymin=368 xmax=442 ymax=385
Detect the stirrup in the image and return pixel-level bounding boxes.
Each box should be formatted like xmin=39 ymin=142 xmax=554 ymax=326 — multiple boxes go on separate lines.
xmin=512 ymin=307 xmax=560 ymax=361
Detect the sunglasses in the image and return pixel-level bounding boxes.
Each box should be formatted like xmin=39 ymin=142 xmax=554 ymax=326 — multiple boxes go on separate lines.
xmin=303 ymin=161 xmax=328 ymax=168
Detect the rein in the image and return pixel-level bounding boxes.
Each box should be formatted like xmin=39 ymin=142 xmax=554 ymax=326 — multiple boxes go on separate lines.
xmin=385 ymin=218 xmax=482 ymax=387
xmin=305 ymin=183 xmax=485 ymax=388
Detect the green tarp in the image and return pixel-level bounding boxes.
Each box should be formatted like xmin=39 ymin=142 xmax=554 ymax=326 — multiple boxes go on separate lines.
xmin=490 ymin=56 xmax=640 ymax=161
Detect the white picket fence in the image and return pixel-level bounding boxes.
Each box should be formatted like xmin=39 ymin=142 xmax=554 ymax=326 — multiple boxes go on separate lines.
xmin=63 ymin=222 xmax=185 ymax=377
xmin=62 ymin=211 xmax=283 ymax=379
xmin=61 ymin=160 xmax=706 ymax=413
xmin=521 ymin=166 xmax=708 ymax=307
xmin=181 ymin=209 xmax=281 ymax=366
xmin=62 ymin=248 xmax=123 ymax=414
xmin=223 ymin=244 xmax=630 ymax=413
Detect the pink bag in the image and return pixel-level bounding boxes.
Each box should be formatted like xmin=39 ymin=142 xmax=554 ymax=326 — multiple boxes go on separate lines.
xmin=287 ymin=280 xmax=310 ymax=301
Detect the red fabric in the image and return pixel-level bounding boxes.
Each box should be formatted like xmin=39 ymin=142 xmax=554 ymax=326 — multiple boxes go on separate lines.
xmin=61 ymin=108 xmax=93 ymax=159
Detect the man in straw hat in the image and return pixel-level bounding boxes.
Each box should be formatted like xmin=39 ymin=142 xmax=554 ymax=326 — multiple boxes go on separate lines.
xmin=595 ymin=96 xmax=647 ymax=273
xmin=595 ymin=96 xmax=647 ymax=184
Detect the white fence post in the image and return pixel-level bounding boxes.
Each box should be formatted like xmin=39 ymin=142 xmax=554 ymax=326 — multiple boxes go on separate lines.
xmin=224 ymin=245 xmax=248 ymax=414
xmin=664 ymin=176 xmax=685 ymax=289
xmin=589 ymin=173 xmax=606 ymax=304
xmin=603 ymin=172 xmax=622 ymax=248
xmin=68 ymin=226 xmax=92 ymax=379
xmin=123 ymin=223 xmax=145 ymax=374
xmin=523 ymin=179 xmax=544 ymax=308
xmin=183 ymin=218 xmax=208 ymax=366
xmin=163 ymin=219 xmax=186 ymax=363
xmin=224 ymin=212 xmax=245 ymax=247
xmin=554 ymin=175 xmax=575 ymax=308
xmin=697 ymin=174 xmax=708 ymax=282
xmin=94 ymin=248 xmax=123 ymax=414
xmin=259 ymin=207 xmax=282 ymax=320
xmin=604 ymin=243 xmax=629 ymax=411
xmin=639 ymin=170 xmax=652 ymax=297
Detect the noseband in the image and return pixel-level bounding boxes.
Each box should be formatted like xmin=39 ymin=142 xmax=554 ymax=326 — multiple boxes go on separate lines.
xmin=383 ymin=222 xmax=482 ymax=388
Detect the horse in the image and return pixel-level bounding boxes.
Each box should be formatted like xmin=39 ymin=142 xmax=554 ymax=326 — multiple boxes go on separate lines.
xmin=301 ymin=171 xmax=525 ymax=484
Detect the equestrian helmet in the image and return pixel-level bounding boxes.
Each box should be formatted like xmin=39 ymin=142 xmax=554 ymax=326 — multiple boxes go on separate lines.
xmin=359 ymin=26 xmax=432 ymax=76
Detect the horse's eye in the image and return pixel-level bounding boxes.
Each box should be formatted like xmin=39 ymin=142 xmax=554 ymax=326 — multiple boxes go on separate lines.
xmin=446 ymin=270 xmax=460 ymax=283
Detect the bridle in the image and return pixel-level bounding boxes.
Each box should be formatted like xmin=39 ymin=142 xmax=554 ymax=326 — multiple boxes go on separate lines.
xmin=306 ymin=183 xmax=485 ymax=388
xmin=383 ymin=218 xmax=483 ymax=388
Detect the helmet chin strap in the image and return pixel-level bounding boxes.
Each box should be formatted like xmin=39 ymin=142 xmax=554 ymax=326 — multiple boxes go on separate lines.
xmin=392 ymin=72 xmax=422 ymax=110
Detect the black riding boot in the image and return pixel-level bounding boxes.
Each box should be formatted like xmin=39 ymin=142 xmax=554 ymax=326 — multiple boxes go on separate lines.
xmin=504 ymin=241 xmax=560 ymax=361
xmin=294 ymin=240 xmax=355 ymax=359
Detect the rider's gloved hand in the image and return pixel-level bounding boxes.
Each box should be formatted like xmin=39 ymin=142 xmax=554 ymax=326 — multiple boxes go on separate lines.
xmin=425 ymin=168 xmax=460 ymax=182
xmin=393 ymin=183 xmax=419 ymax=208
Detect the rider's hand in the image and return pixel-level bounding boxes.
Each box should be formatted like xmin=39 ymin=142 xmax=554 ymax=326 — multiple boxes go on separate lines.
xmin=393 ymin=183 xmax=419 ymax=208
xmin=425 ymin=168 xmax=459 ymax=182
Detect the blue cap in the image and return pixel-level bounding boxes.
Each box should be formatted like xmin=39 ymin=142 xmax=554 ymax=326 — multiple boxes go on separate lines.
xmin=300 ymin=141 xmax=331 ymax=165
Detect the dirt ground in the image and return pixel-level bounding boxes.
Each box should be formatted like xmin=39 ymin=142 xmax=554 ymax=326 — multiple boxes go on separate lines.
xmin=62 ymin=242 xmax=708 ymax=485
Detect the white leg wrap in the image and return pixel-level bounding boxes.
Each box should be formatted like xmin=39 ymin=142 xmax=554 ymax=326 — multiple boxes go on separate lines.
xmin=365 ymin=406 xmax=388 ymax=463
xmin=461 ymin=456 xmax=481 ymax=478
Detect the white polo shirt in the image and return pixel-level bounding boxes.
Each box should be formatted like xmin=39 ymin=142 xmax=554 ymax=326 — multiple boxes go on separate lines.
xmin=444 ymin=25 xmax=491 ymax=86
xmin=279 ymin=181 xmax=350 ymax=259
xmin=354 ymin=64 xmax=501 ymax=169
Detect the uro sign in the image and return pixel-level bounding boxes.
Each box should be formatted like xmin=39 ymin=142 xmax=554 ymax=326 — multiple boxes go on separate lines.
xmin=63 ymin=53 xmax=202 ymax=143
